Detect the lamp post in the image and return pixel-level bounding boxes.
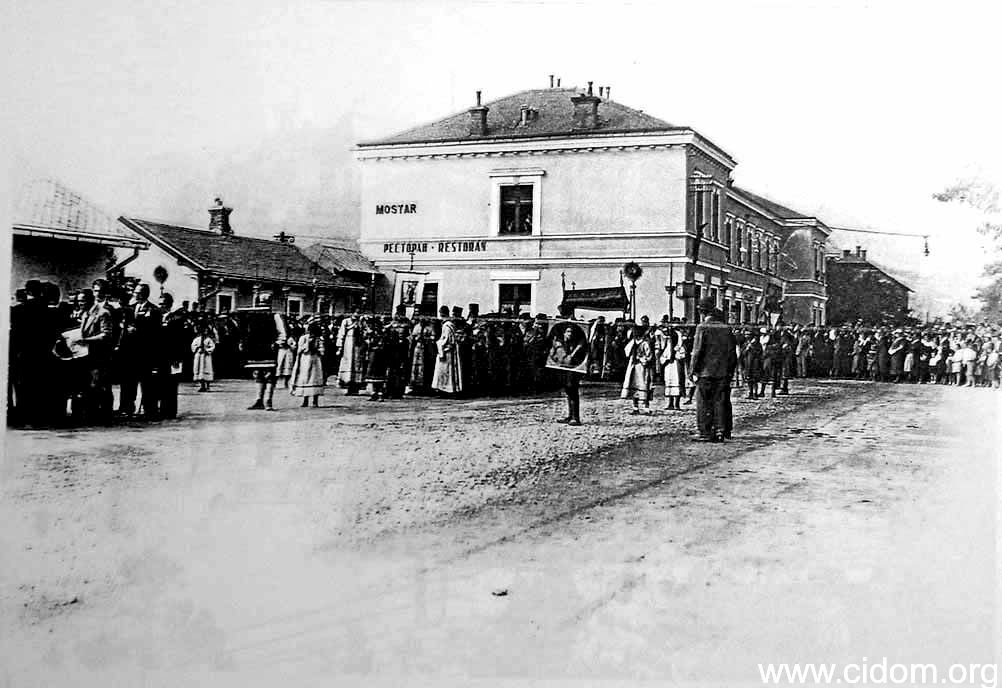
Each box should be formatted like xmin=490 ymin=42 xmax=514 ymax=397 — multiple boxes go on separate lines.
xmin=664 ymin=262 xmax=676 ymax=321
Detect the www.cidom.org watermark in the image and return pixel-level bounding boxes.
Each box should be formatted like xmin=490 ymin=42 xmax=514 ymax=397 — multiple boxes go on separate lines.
xmin=758 ymin=658 xmax=997 ymax=687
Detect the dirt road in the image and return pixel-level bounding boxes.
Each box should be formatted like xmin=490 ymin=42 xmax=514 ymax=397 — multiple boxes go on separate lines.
xmin=1 ymin=381 xmax=999 ymax=686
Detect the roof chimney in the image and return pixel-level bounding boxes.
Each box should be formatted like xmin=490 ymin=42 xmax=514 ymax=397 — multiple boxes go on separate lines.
xmin=468 ymin=90 xmax=488 ymax=136
xmin=860 ymin=249 xmax=867 ymax=261
xmin=598 ymin=86 xmax=605 ymax=98
xmin=571 ymin=81 xmax=602 ymax=130
xmin=842 ymin=249 xmax=851 ymax=258
xmin=605 ymin=85 xmax=611 ymax=100
xmin=209 ymin=197 xmax=233 ymax=235
xmin=549 ymin=74 xmax=554 ymax=88
xmin=556 ymin=77 xmax=561 ymax=87
xmin=855 ymin=245 xmax=862 ymax=257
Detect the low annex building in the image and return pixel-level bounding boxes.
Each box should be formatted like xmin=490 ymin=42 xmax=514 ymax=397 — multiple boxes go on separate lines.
xmin=355 ymin=81 xmax=832 ymax=323
xmin=119 ymin=199 xmax=366 ymax=316
xmin=11 ymin=177 xmax=149 ymax=297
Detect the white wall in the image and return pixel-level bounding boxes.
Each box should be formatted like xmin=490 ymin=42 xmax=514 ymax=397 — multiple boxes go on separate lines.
xmin=125 ymin=241 xmax=200 ymax=305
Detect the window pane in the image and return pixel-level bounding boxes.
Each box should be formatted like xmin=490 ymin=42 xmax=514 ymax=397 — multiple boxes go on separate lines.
xmin=498 ymin=283 xmax=531 ymax=315
xmin=500 ymin=185 xmax=533 ymax=235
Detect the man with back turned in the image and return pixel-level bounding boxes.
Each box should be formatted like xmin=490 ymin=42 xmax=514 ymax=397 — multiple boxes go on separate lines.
xmin=690 ymin=297 xmax=737 ymax=442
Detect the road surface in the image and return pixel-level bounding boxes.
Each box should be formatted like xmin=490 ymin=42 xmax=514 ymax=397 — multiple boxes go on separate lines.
xmin=1 ymin=381 xmax=999 ymax=686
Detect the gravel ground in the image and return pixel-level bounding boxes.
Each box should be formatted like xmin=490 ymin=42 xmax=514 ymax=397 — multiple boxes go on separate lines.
xmin=5 ymin=377 xmax=852 ymax=545
xmin=3 ymin=378 xmax=996 ymax=686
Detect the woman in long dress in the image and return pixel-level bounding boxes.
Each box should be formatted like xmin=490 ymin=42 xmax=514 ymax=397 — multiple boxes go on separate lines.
xmin=191 ymin=324 xmax=216 ymax=392
xmin=621 ymin=325 xmax=653 ymax=414
xmin=290 ymin=321 xmax=325 ymax=407
xmin=336 ymin=310 xmax=366 ymax=395
xmin=659 ymin=325 xmax=687 ymax=411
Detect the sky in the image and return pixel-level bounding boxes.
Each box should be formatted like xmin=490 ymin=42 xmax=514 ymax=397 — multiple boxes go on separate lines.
xmin=6 ymin=0 xmax=1001 ymax=317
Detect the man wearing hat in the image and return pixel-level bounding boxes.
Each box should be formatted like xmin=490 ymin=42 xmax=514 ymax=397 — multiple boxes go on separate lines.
xmin=690 ymin=297 xmax=737 ymax=442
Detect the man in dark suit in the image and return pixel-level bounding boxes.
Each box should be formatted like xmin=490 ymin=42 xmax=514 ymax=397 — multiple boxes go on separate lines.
xmin=690 ymin=297 xmax=737 ymax=442
xmin=117 ymin=282 xmax=162 ymax=418
xmin=76 ymin=287 xmax=115 ymax=424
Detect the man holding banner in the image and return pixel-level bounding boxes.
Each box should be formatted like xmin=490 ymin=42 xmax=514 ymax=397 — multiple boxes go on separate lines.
xmin=546 ymin=320 xmax=589 ymax=426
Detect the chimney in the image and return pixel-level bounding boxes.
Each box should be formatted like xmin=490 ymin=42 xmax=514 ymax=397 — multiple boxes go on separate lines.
xmin=605 ymin=85 xmax=611 ymax=101
xmin=598 ymin=86 xmax=605 ymax=98
xmin=468 ymin=90 xmax=488 ymax=136
xmin=860 ymin=249 xmax=867 ymax=261
xmin=842 ymin=249 xmax=851 ymax=258
xmin=557 ymin=77 xmax=561 ymax=87
xmin=855 ymin=245 xmax=862 ymax=257
xmin=549 ymin=74 xmax=554 ymax=88
xmin=209 ymin=197 xmax=233 ymax=235
xmin=571 ymin=81 xmax=601 ymax=130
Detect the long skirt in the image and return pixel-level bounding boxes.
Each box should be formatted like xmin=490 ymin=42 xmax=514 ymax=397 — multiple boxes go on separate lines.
xmin=663 ymin=360 xmax=686 ymax=397
xmin=903 ymin=352 xmax=915 ymax=373
xmin=276 ymin=346 xmax=295 ymax=377
xmin=621 ymin=362 xmax=652 ymax=401
xmin=290 ymin=353 xmax=325 ymax=396
xmin=192 ymin=352 xmax=214 ymax=381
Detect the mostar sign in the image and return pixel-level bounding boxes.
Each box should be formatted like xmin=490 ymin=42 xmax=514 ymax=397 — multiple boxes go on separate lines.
xmin=375 ymin=203 xmax=417 ymax=215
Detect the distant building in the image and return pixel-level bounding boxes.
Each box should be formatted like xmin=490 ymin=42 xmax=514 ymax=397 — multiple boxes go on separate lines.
xmin=119 ymin=200 xmax=365 ymax=315
xmin=354 ymin=82 xmax=832 ymax=323
xmin=11 ymin=178 xmax=148 ymax=297
xmin=826 ymin=247 xmax=913 ymax=325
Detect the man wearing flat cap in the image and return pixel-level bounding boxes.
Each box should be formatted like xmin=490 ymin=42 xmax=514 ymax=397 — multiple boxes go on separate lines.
xmin=690 ymin=296 xmax=737 ymax=442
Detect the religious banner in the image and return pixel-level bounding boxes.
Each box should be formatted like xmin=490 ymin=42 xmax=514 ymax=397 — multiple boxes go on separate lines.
xmin=544 ymin=319 xmax=590 ymax=374
xmin=392 ymin=270 xmax=428 ymax=314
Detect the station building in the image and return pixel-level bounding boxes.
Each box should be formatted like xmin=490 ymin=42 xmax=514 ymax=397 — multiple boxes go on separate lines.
xmin=355 ymin=82 xmax=830 ymax=324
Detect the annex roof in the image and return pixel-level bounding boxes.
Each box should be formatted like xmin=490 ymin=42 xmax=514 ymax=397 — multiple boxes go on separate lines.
xmin=301 ymin=241 xmax=380 ymax=275
xmin=120 ymin=218 xmax=364 ymax=290
xmin=359 ymin=88 xmax=683 ymax=146
xmin=13 ymin=178 xmax=148 ymax=249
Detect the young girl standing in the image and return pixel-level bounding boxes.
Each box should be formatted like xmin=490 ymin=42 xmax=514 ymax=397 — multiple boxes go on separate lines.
xmin=291 ymin=321 xmax=326 ymax=407
xmin=191 ymin=323 xmax=216 ymax=392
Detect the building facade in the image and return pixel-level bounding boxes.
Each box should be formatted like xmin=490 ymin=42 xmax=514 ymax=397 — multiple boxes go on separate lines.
xmin=356 ymin=83 xmax=829 ymax=324
xmin=119 ymin=200 xmax=365 ymax=315
xmin=826 ymin=247 xmax=913 ymax=325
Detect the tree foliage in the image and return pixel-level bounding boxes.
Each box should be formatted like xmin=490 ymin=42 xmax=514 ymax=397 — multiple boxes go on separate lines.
xmin=933 ymin=178 xmax=1002 ymax=320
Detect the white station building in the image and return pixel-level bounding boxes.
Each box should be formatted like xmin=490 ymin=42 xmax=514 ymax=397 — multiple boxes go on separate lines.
xmin=355 ymin=82 xmax=829 ymax=323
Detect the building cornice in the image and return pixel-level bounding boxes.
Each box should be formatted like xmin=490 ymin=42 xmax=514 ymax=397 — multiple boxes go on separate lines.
xmin=355 ymin=130 xmax=736 ymax=169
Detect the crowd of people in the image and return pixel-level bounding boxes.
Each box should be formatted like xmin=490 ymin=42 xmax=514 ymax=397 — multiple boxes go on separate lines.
xmin=9 ymin=276 xmax=1001 ymax=430
xmin=8 ymin=278 xmax=226 ymax=427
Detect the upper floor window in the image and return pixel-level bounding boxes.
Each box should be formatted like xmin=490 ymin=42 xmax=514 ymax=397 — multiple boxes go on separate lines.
xmin=736 ymin=224 xmax=744 ymax=266
xmin=711 ymin=192 xmax=720 ymax=242
xmin=724 ymin=220 xmax=733 ymax=261
xmin=500 ymin=185 xmax=533 ymax=235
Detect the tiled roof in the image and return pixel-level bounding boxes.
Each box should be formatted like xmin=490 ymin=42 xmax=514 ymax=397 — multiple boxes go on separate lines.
xmin=13 ymin=178 xmax=147 ymax=248
xmin=121 ymin=218 xmax=364 ymax=290
xmin=301 ymin=242 xmax=380 ymax=275
xmin=829 ymin=255 xmax=914 ymax=292
xmin=360 ymin=88 xmax=681 ymax=146
xmin=731 ymin=186 xmax=809 ymax=220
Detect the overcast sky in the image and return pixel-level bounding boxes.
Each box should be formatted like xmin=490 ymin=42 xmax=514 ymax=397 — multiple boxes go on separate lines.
xmin=7 ymin=0 xmax=1001 ymax=316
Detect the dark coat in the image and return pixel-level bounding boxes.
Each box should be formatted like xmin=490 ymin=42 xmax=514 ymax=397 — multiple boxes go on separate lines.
xmin=691 ymin=318 xmax=737 ymax=379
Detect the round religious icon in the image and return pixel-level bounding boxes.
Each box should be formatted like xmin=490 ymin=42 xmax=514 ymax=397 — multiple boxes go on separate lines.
xmin=546 ymin=320 xmax=589 ymax=373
